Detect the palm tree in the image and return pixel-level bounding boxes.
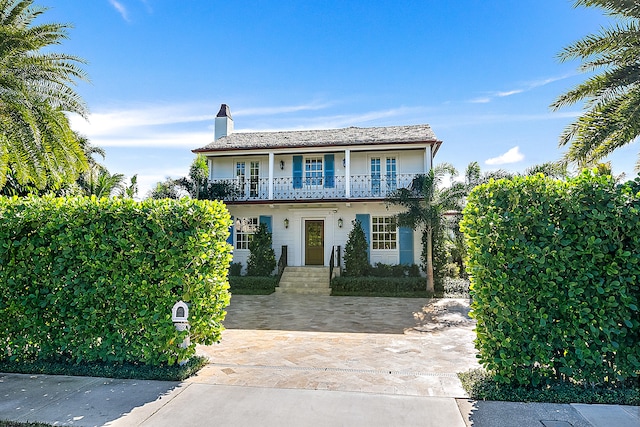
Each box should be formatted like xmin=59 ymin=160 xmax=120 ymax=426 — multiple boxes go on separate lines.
xmin=551 ymin=0 xmax=640 ymax=168
xmin=0 ymin=0 xmax=89 ymax=190
xmin=387 ymin=163 xmax=464 ymax=293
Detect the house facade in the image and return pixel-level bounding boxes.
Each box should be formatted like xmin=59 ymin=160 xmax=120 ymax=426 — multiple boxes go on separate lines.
xmin=193 ymin=104 xmax=442 ymax=275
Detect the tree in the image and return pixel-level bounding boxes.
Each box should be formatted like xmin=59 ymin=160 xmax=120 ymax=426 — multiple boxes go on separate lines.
xmin=0 ymin=0 xmax=89 ymax=190
xmin=387 ymin=163 xmax=464 ymax=293
xmin=343 ymin=219 xmax=369 ymax=277
xmin=246 ymin=223 xmax=276 ymax=276
xmin=551 ymin=0 xmax=640 ymax=168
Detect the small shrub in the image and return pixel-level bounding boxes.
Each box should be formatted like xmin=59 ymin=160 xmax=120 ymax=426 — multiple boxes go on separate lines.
xmin=229 ymin=262 xmax=243 ymax=277
xmin=247 ymin=223 xmax=276 ymax=276
xmin=344 ymin=220 xmax=370 ymax=276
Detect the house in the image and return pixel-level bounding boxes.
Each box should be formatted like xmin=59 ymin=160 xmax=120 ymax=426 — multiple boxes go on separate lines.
xmin=193 ymin=104 xmax=442 ymax=293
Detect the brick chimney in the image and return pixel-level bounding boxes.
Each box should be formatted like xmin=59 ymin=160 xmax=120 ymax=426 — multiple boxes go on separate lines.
xmin=214 ymin=104 xmax=233 ymax=141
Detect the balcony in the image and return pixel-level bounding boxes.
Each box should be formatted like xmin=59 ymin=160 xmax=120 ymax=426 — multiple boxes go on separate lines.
xmin=211 ymin=173 xmax=417 ymax=202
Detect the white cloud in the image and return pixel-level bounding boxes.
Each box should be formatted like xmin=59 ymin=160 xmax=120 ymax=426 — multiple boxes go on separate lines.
xmin=467 ymin=73 xmax=575 ymax=104
xmin=485 ymin=146 xmax=525 ymax=165
xmin=234 ymin=102 xmax=333 ymax=116
xmin=108 ymin=0 xmax=130 ymax=21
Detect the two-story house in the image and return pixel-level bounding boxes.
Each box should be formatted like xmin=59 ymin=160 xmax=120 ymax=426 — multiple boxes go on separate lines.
xmin=193 ymin=104 xmax=442 ymax=294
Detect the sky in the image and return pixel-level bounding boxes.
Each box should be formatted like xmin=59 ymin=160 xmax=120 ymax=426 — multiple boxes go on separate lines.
xmin=37 ymin=0 xmax=635 ymax=197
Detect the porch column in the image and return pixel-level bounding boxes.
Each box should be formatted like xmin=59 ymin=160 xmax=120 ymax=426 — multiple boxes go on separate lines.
xmin=344 ymin=149 xmax=351 ymax=198
xmin=208 ymin=158 xmax=213 ymax=181
xmin=424 ymin=146 xmax=433 ymax=173
xmin=268 ymin=152 xmax=274 ymax=200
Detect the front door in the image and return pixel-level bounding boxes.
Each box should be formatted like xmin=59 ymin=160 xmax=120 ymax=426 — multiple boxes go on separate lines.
xmin=305 ymin=220 xmax=324 ymax=265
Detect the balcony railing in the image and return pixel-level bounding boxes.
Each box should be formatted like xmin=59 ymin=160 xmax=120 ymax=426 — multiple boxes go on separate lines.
xmin=211 ymin=174 xmax=416 ymax=202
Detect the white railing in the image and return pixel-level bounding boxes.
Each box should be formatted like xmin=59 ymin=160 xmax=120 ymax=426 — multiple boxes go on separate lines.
xmin=212 ymin=174 xmax=416 ymax=201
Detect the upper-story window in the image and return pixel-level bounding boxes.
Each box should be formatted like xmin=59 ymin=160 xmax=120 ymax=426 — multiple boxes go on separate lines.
xmin=235 ymin=217 xmax=258 ymax=250
xmin=371 ymin=156 xmax=397 ymax=195
xmin=371 ymin=216 xmax=397 ymax=250
xmin=386 ymin=157 xmax=397 ymax=191
xmin=305 ymin=157 xmax=323 ymax=187
xmin=236 ymin=161 xmax=260 ymax=198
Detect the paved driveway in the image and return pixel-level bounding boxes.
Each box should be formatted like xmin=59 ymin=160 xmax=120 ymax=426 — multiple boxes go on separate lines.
xmin=196 ymin=295 xmax=480 ymax=398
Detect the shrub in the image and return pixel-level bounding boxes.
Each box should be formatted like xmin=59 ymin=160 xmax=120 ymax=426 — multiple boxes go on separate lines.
xmin=228 ymin=276 xmax=277 ymax=295
xmin=229 ymin=262 xmax=243 ymax=277
xmin=0 ymin=196 xmax=232 ymax=366
xmin=331 ymin=276 xmax=425 ymax=296
xmin=246 ymin=223 xmax=276 ymax=276
xmin=461 ymin=172 xmax=640 ymax=387
xmin=344 ymin=219 xmax=369 ymax=276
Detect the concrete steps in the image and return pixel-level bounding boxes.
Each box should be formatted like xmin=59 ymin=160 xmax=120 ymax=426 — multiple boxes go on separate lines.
xmin=275 ymin=266 xmax=331 ymax=295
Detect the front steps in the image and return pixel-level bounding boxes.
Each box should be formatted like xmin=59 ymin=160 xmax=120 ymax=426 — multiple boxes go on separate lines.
xmin=275 ymin=266 xmax=331 ymax=295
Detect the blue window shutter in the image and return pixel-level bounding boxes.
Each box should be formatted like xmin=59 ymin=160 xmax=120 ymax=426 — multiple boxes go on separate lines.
xmin=227 ymin=216 xmax=234 ymax=246
xmin=324 ymin=154 xmax=334 ymax=188
xmin=355 ymin=213 xmax=370 ymax=262
xmin=259 ymin=215 xmax=272 ymax=233
xmin=293 ymin=155 xmax=303 ymax=189
xmin=399 ymin=226 xmax=414 ymax=265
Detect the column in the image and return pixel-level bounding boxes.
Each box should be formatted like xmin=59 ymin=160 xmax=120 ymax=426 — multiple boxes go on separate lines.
xmin=344 ymin=149 xmax=351 ymax=198
xmin=268 ymin=152 xmax=274 ymax=200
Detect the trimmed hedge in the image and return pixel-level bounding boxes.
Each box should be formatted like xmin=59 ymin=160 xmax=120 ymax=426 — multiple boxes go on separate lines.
xmin=331 ymin=276 xmax=425 ymax=296
xmin=228 ymin=276 xmax=277 ymax=295
xmin=0 ymin=196 xmax=232 ymax=366
xmin=461 ymin=172 xmax=640 ymax=387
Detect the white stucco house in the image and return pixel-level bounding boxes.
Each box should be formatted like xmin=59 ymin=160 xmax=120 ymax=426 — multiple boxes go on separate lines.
xmin=193 ymin=104 xmax=442 ymax=293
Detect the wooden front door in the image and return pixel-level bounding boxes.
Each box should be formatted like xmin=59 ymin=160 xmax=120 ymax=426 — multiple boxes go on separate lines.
xmin=305 ymin=220 xmax=324 ymax=265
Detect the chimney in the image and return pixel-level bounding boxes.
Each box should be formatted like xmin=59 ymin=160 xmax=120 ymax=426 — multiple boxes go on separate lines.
xmin=214 ymin=104 xmax=234 ymax=141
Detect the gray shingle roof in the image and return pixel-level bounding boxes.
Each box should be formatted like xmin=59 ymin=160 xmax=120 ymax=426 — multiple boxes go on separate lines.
xmin=193 ymin=124 xmax=440 ymax=153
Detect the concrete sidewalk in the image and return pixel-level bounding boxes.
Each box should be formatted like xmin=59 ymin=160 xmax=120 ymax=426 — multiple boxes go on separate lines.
xmin=0 ymin=373 xmax=639 ymax=426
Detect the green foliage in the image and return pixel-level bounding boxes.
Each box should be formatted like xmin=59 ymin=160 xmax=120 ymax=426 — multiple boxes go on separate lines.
xmin=551 ymin=1 xmax=640 ymax=168
xmin=228 ymin=276 xmax=277 ymax=295
xmin=461 ymin=171 xmax=640 ymax=387
xmin=247 ymin=223 xmax=276 ymax=276
xmin=369 ymin=263 xmax=421 ymax=278
xmin=0 ymin=196 xmax=232 ymax=366
xmin=0 ymin=0 xmax=89 ymax=190
xmin=344 ymin=219 xmax=370 ymax=276
xmin=331 ymin=277 xmax=427 ymax=297
xmin=229 ymin=262 xmax=243 ymax=277
xmin=459 ymin=369 xmax=640 ymax=405
xmin=0 ymin=356 xmax=208 ymax=381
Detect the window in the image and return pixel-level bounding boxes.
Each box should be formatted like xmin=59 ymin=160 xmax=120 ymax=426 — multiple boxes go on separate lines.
xmin=235 ymin=217 xmax=258 ymax=250
xmin=386 ymin=157 xmax=397 ymax=191
xmin=305 ymin=157 xmax=323 ymax=187
xmin=250 ymin=161 xmax=260 ymax=197
xmin=371 ymin=157 xmax=381 ymax=195
xmin=371 ymin=216 xmax=397 ymax=249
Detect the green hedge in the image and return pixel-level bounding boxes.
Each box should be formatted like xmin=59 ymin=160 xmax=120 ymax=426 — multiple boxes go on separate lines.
xmin=331 ymin=276 xmax=425 ymax=296
xmin=461 ymin=172 xmax=640 ymax=387
xmin=0 ymin=196 xmax=232 ymax=366
xmin=228 ymin=276 xmax=277 ymax=294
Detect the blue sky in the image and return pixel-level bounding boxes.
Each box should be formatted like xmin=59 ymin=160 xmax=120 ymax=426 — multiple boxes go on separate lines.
xmin=39 ymin=0 xmax=633 ymax=197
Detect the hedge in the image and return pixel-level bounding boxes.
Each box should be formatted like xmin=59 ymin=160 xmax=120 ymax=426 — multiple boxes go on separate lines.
xmin=461 ymin=171 xmax=640 ymax=387
xmin=228 ymin=276 xmax=277 ymax=295
xmin=0 ymin=196 xmax=232 ymax=366
xmin=331 ymin=276 xmax=425 ymax=296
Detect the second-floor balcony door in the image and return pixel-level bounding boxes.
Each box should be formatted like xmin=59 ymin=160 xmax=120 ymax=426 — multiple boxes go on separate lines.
xmin=236 ymin=161 xmax=260 ymax=198
xmin=305 ymin=220 xmax=324 ymax=265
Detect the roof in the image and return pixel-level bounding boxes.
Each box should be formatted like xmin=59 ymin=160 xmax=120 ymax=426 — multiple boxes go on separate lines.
xmin=193 ymin=124 xmax=441 ymax=153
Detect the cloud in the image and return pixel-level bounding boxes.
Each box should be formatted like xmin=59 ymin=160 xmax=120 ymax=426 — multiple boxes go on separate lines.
xmin=485 ymin=146 xmax=525 ymax=165
xmin=234 ymin=102 xmax=334 ymax=117
xmin=467 ymin=73 xmax=575 ymax=104
xmin=108 ymin=0 xmax=130 ymax=21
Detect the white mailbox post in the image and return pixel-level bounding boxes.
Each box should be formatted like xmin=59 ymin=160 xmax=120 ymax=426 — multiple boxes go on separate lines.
xmin=172 ymin=301 xmax=190 ymax=364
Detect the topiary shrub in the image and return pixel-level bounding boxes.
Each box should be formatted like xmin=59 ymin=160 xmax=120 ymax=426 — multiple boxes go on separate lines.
xmin=461 ymin=171 xmax=640 ymax=387
xmin=344 ymin=219 xmax=369 ymax=276
xmin=246 ymin=223 xmax=276 ymax=276
xmin=0 ymin=196 xmax=232 ymax=366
